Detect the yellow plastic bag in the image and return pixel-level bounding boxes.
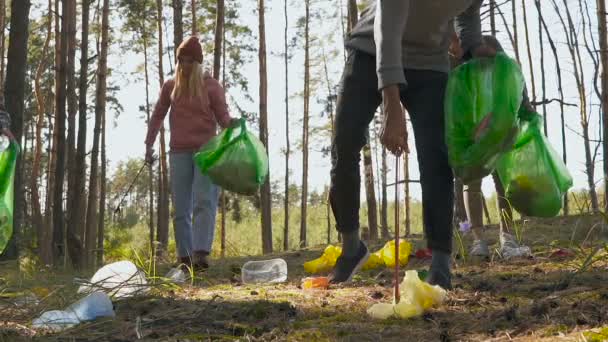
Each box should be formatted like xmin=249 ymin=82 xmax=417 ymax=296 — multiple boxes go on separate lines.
xmin=367 ymin=270 xmax=447 ymax=320
xmin=380 ymin=239 xmax=412 ymax=268
xmin=362 ymin=251 xmax=384 ymax=271
xmin=303 ymin=245 xmax=342 ymax=274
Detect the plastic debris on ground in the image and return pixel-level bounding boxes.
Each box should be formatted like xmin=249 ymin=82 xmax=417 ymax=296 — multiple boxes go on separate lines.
xmin=367 ymin=270 xmax=447 ymax=320
xmin=32 ymin=292 xmax=115 ymax=331
xmin=241 ymin=258 xmax=287 ymax=284
xmin=415 ymin=248 xmax=433 ymax=260
xmin=549 ymin=248 xmax=575 ymax=259
xmin=77 ymin=261 xmax=149 ymax=299
xmin=194 ymin=118 xmax=269 ymax=195
xmin=302 ymin=276 xmax=329 ymax=290
xmin=304 ymin=239 xmax=412 ymax=274
xmin=165 ymin=267 xmax=188 ymax=284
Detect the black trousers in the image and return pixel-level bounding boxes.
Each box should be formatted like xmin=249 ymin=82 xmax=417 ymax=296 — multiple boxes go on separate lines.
xmin=329 ymin=49 xmax=454 ymax=253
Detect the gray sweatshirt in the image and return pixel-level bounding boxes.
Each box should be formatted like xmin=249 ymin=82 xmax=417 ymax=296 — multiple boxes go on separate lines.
xmin=346 ymin=0 xmax=483 ymax=90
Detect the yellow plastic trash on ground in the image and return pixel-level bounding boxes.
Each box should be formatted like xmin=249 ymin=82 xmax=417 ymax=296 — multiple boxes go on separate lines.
xmin=304 ymin=239 xmax=413 ymax=274
xmin=379 ymin=239 xmax=412 ymax=268
xmin=367 ymin=270 xmax=447 ymax=319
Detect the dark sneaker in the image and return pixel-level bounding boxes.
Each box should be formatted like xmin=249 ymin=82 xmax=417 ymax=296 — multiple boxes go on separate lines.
xmin=193 ymin=250 xmax=210 ymax=271
xmin=328 ymin=241 xmax=370 ymax=284
xmin=427 ymin=267 xmax=452 ymax=290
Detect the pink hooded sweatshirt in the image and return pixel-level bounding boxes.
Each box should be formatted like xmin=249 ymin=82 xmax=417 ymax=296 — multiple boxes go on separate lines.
xmin=145 ymin=72 xmax=232 ymax=152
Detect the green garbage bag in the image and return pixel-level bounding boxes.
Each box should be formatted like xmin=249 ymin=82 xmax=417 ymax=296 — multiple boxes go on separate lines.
xmin=0 ymin=140 xmax=20 ymax=254
xmin=445 ymin=52 xmax=525 ymax=183
xmin=496 ymin=114 xmax=572 ymax=217
xmin=194 ymin=118 xmax=269 ymax=196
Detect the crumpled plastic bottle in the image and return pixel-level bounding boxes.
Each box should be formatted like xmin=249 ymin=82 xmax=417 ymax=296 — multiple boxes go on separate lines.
xmin=32 ymin=292 xmax=115 ymax=331
xmin=367 ymin=270 xmax=447 ymax=320
xmin=241 ymin=258 xmax=288 ymax=284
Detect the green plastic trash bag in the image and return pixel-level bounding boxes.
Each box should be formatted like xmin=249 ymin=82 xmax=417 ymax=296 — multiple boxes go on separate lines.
xmin=496 ymin=114 xmax=572 ymax=217
xmin=445 ymin=52 xmax=525 ymax=183
xmin=194 ymin=118 xmax=269 ymax=195
xmin=0 ymin=140 xmax=20 ymax=254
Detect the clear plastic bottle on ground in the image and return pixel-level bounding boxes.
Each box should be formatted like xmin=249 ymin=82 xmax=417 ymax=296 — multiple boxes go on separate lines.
xmin=241 ymin=258 xmax=288 ymax=284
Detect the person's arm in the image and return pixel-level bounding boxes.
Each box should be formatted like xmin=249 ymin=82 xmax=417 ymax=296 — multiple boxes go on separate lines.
xmin=373 ymin=0 xmax=410 ymax=91
xmin=455 ymin=0 xmax=483 ymax=60
xmin=144 ymin=80 xmax=173 ymax=147
xmin=206 ymin=78 xmax=234 ymax=129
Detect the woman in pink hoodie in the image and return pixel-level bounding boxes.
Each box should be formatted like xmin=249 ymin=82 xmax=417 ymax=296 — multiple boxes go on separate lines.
xmin=144 ymin=36 xmax=237 ymax=270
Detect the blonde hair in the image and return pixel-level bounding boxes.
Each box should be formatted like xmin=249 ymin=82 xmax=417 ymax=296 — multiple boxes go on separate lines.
xmin=171 ymin=61 xmax=209 ymax=109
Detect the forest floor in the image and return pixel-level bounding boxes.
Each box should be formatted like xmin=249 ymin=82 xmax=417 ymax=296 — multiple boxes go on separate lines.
xmin=2 ymin=214 xmax=608 ymax=341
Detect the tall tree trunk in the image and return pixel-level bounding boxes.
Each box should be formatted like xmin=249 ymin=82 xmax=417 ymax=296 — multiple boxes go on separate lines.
xmin=173 ymin=0 xmax=183 ymax=59
xmin=554 ymin=0 xmax=599 ymax=212
xmin=1 ymin=0 xmax=30 ymax=259
xmin=511 ymin=0 xmax=520 ymax=62
xmin=347 ymin=0 xmax=357 ymax=31
xmin=521 ymin=0 xmax=536 ymax=103
xmin=599 ymin=0 xmax=608 ymax=211
xmin=490 ymin=0 xmax=496 ymax=35
xmin=0 ymin=0 xmax=4 ymax=90
xmin=380 ymin=147 xmax=389 ymax=239
xmin=156 ymin=0 xmax=169 ymax=253
xmin=220 ymin=19 xmax=227 ymax=257
xmin=73 ymin=0 xmax=91 ymax=267
xmin=258 ymin=0 xmax=273 ymax=254
xmin=538 ymin=1 xmax=547 ymax=135
xmin=33 ymin=0 xmax=53 ymax=265
xmin=283 ymin=0 xmax=290 ymax=251
xmin=190 ymin=0 xmax=196 ymax=35
xmin=52 ymin=0 xmax=69 ymax=264
xmin=97 ymin=92 xmax=106 ymax=267
xmin=142 ymin=20 xmax=154 ymax=252
xmin=536 ymin=0 xmax=569 ymax=215
xmin=300 ymin=0 xmax=310 ymax=249
xmin=64 ymin=0 xmax=82 ymax=269
xmin=213 ymin=0 xmax=224 ymax=80
xmin=86 ymin=0 xmax=108 ymax=267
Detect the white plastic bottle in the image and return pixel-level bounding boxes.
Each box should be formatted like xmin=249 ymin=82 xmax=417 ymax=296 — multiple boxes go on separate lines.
xmin=241 ymin=258 xmax=288 ymax=284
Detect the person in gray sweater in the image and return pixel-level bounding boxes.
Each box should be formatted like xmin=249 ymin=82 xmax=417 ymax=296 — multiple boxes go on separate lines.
xmin=328 ymin=0 xmax=496 ymax=289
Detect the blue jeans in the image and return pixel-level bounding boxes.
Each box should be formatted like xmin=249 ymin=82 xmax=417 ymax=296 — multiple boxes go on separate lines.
xmin=170 ymin=151 xmax=219 ymax=258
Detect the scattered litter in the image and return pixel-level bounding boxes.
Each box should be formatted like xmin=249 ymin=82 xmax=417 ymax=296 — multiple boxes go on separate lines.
xmin=165 ymin=267 xmax=188 ymax=284
xmin=302 ymin=277 xmax=329 ymax=290
xmin=241 ymin=258 xmax=287 ymax=284
xmin=415 ymin=248 xmax=433 ymax=260
xmin=549 ymin=248 xmax=574 ymax=259
xmin=77 ymin=261 xmax=149 ymax=299
xmin=367 ymin=270 xmax=446 ymax=320
xmin=379 ymin=239 xmax=412 ymax=268
xmin=303 ymin=245 xmax=342 ymax=274
xmin=32 ymin=292 xmax=115 ymax=331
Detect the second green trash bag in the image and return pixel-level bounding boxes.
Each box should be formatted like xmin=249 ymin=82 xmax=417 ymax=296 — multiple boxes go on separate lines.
xmin=445 ymin=52 xmax=525 ymax=183
xmin=194 ymin=118 xmax=269 ymax=196
xmin=496 ymin=114 xmax=573 ymax=217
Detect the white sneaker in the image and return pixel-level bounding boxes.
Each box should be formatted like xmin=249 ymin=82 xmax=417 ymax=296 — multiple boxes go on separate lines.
xmin=470 ymin=239 xmax=490 ymax=257
xmin=499 ymin=232 xmax=531 ymax=260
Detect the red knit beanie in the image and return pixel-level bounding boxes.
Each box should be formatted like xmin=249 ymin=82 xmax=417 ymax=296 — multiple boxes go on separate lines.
xmin=177 ymin=36 xmax=203 ymax=64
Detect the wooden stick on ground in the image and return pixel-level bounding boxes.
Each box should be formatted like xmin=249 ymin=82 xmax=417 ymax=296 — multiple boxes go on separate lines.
xmin=394 ymin=155 xmax=400 ymax=303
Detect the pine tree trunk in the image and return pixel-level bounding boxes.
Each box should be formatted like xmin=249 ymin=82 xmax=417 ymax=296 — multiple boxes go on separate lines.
xmin=33 ymin=0 xmax=53 ymax=265
xmin=97 ymin=92 xmax=106 ymax=267
xmin=142 ymin=19 xmax=155 ymax=252
xmin=73 ymin=0 xmax=91 ymax=267
xmin=539 ymin=1 xmax=547 ymax=135
xmin=521 ymin=0 xmax=536 ymax=103
xmin=300 ymin=0 xmax=310 ymax=249
xmin=1 ymin=0 xmax=30 ymax=260
xmin=511 ymin=0 xmax=520 ymax=62
xmin=0 ymin=0 xmax=5 ymax=89
xmin=190 ymin=0 xmax=196 ymax=35
xmin=490 ymin=0 xmax=496 ymax=35
xmin=85 ymin=0 xmax=109 ymax=267
xmin=380 ymin=147 xmax=389 ymax=239
xmin=283 ymin=0 xmax=290 ymax=251
xmin=220 ymin=23 xmax=227 ymax=257
xmin=52 ymin=0 xmax=69 ymax=264
xmin=347 ymin=0 xmax=357 ymax=31
xmin=363 ymin=142 xmax=378 ymax=240
xmin=64 ymin=0 xmax=83 ymax=269
xmin=156 ymin=0 xmax=169 ymax=254
xmin=598 ymin=0 xmax=608 ymax=212
xmin=213 ymin=0 xmax=224 ymax=80
xmin=258 ymin=0 xmax=273 ymax=254
xmin=173 ymin=0 xmax=183 ymax=60
xmin=536 ymin=0 xmax=569 ymax=214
